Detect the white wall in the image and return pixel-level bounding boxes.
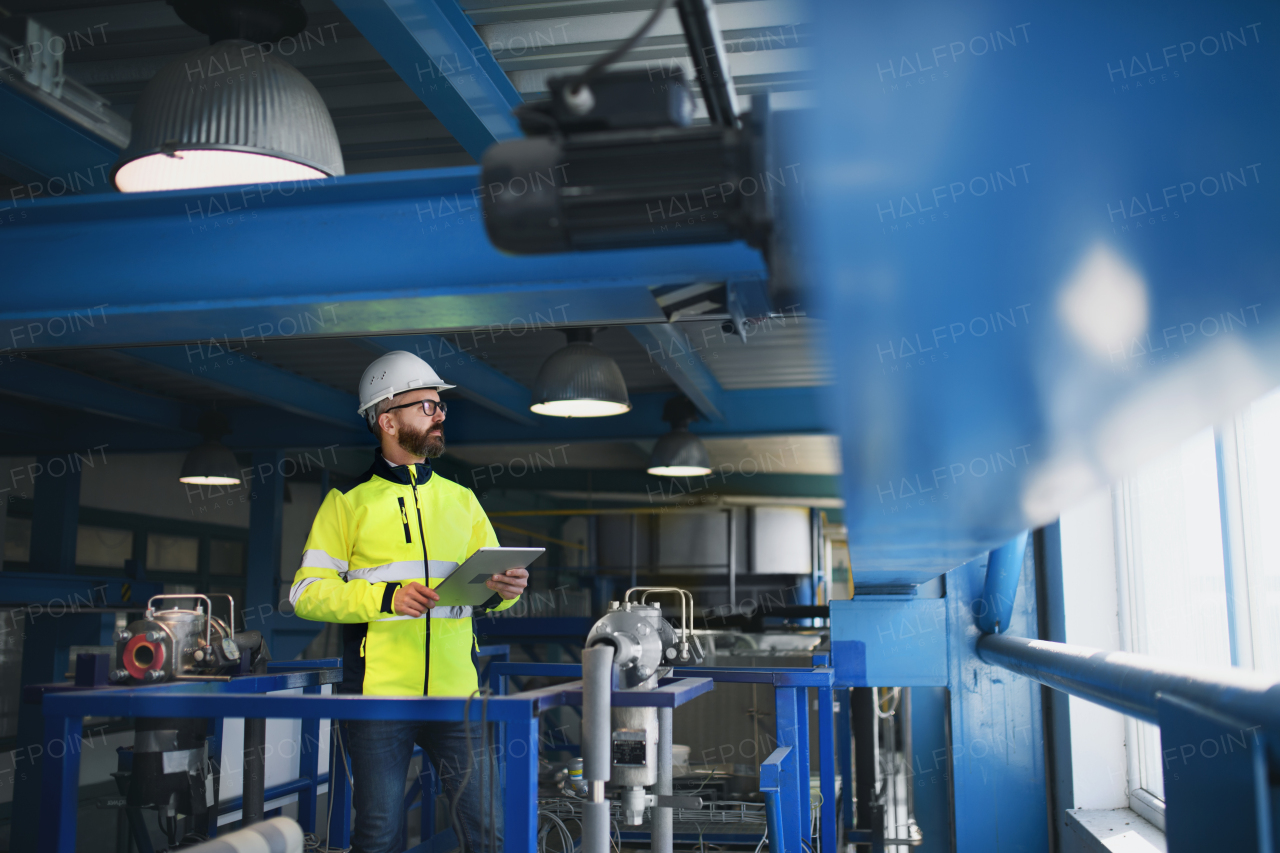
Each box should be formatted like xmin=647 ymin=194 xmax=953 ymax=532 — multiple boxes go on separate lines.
xmin=1059 ymin=487 xmax=1129 ymax=809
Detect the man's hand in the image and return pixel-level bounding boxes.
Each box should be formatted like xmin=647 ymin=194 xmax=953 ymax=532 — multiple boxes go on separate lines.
xmin=486 ymin=568 xmax=528 ymax=600
xmin=393 ymin=581 xmax=439 ymax=617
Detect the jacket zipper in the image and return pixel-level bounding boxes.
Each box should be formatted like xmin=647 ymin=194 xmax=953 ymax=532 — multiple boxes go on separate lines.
xmin=397 ymin=497 xmax=412 ymax=543
xmin=409 ymin=466 xmax=431 ymax=695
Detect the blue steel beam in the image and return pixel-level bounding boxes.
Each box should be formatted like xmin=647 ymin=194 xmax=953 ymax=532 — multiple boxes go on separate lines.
xmin=332 ymin=0 xmax=523 ymax=159
xmin=360 ymin=335 xmax=536 ymax=426
xmin=0 ymin=85 xmax=119 ymax=194
xmin=115 ymin=346 xmax=364 ymax=432
xmin=0 ymin=358 xmax=186 ymax=431
xmin=626 ymin=324 xmax=726 ymax=422
xmin=0 ymin=168 xmax=767 ymax=349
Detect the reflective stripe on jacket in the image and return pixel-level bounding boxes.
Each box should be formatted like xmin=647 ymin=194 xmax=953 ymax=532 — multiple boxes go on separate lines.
xmin=290 ymin=451 xmax=517 ymax=696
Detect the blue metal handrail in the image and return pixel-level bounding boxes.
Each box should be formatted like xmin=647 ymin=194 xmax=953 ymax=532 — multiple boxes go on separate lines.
xmin=976 ymin=633 xmax=1280 ymax=761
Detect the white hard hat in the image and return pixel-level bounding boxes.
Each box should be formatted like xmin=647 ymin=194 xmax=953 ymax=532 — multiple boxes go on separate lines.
xmin=357 ymin=350 xmax=455 ymax=417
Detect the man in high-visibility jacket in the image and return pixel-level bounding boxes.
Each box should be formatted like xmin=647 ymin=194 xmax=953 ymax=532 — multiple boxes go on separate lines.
xmin=290 ymin=350 xmax=527 ymax=853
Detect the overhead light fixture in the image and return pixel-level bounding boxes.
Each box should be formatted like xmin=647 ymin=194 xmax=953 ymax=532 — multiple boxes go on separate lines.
xmin=648 ymin=395 xmax=712 ymax=477
xmin=179 ymin=411 xmax=242 ymax=485
xmin=530 ymin=329 xmax=631 ymax=418
xmin=113 ymin=0 xmax=344 ymax=193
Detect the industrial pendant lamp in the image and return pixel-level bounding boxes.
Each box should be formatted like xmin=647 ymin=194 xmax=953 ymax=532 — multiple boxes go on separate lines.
xmin=648 ymin=395 xmax=712 ymax=477
xmin=179 ymin=411 xmax=242 ymax=485
xmin=530 ymin=329 xmax=632 ymax=417
xmin=113 ymin=0 xmax=344 ymax=193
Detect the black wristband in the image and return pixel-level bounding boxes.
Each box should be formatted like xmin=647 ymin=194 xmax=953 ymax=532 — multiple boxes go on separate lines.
xmin=381 ymin=582 xmax=401 ymax=614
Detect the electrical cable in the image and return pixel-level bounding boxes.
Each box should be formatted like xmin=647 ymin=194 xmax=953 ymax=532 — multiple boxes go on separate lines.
xmin=567 ymin=0 xmax=675 ymax=93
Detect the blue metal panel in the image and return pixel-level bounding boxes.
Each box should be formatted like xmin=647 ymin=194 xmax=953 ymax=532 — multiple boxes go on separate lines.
xmin=329 ymin=723 xmax=354 ymax=849
xmin=946 ymin=556 xmax=1047 ymax=853
xmin=0 ymin=571 xmax=160 ymax=606
xmin=835 ymin=691 xmax=853 ymax=832
xmin=332 ymin=0 xmax=523 ymax=160
xmin=1158 ymin=694 xmax=1272 ymax=853
xmin=0 ymin=172 xmax=765 ymax=350
xmin=117 ymin=347 xmax=363 ymax=432
xmin=816 ymin=686 xmax=837 ymax=853
xmin=361 ymin=335 xmax=535 ymax=425
xmin=829 ymin=599 xmax=948 ymax=687
xmin=626 ymin=324 xmax=726 ymax=422
xmin=0 ymin=359 xmax=186 ymax=430
xmin=0 ymin=85 xmax=119 ymax=193
xmin=976 ymin=530 xmax=1030 ymax=634
xmin=802 ymin=0 xmax=1280 ymax=581
xmin=298 ymin=684 xmax=323 ymax=833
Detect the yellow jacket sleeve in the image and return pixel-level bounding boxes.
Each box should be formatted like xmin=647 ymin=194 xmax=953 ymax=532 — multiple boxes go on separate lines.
xmin=289 ymin=488 xmax=395 ymax=623
xmin=471 ymin=492 xmax=521 ymax=613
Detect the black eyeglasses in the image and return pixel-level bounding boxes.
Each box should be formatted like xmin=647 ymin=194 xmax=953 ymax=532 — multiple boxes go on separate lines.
xmin=384 ymin=399 xmax=447 ymax=419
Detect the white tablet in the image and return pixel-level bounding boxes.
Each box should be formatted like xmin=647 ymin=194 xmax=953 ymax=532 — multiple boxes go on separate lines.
xmin=432 ymin=547 xmax=545 ymax=607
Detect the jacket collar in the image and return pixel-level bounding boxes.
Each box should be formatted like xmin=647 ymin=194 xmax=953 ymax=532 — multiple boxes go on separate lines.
xmin=369 ymin=449 xmax=433 ymax=486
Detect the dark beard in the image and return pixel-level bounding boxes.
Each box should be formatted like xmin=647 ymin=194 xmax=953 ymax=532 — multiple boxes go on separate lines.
xmin=397 ymin=423 xmax=445 ymax=458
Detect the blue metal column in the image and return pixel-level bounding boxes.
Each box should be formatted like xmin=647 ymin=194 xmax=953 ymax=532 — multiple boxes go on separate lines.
xmin=907 ymin=687 xmax=952 ymax=853
xmin=29 ymin=454 xmax=81 ymax=572
xmin=946 ymin=555 xmax=1048 ymax=853
xmin=37 ymin=710 xmax=83 ymax=853
xmin=298 ymin=684 xmax=323 ymax=833
xmin=835 ymin=690 xmax=854 ymax=832
xmin=817 ymin=685 xmax=837 ymax=853
xmin=774 ymin=687 xmax=810 ymax=848
xmin=760 ymin=746 xmax=796 ymax=853
xmin=503 ymin=714 xmax=539 ymax=853
xmin=246 ymin=451 xmax=285 ymax=648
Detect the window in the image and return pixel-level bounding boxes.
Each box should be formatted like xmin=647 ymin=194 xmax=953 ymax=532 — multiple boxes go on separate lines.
xmin=147 ymin=533 xmax=199 ymax=572
xmin=209 ymin=539 xmax=245 ymax=576
xmin=3 ymin=517 xmax=31 ymax=564
xmin=1109 ymin=385 xmax=1280 ymax=823
xmin=76 ymin=525 xmax=134 ymax=568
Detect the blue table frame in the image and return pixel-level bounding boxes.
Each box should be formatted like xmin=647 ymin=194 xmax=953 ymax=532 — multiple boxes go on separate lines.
xmin=487 ymin=660 xmax=838 ymax=853
xmin=34 ymin=659 xmax=713 ymax=853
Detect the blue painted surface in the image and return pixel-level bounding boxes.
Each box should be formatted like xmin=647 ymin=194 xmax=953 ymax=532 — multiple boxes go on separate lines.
xmin=1158 ymin=694 xmax=1272 ymax=853
xmin=759 ymin=746 xmax=797 ymax=853
xmin=332 ymin=0 xmax=523 ymax=160
xmin=908 ymin=686 xmax=953 ymax=853
xmin=976 ymin=530 xmax=1029 ymax=634
xmin=803 ymin=1 xmax=1280 ymax=581
xmin=626 ymin=324 xmax=726 ymax=422
xmin=0 ymin=85 xmax=119 ymax=192
xmin=0 ymin=168 xmax=766 ymax=349
xmin=0 ymin=358 xmax=185 ymax=430
xmin=946 ymin=555 xmax=1047 ymax=852
xmin=830 ymin=599 xmax=948 ymax=686
xmin=118 ymin=346 xmax=363 ymax=431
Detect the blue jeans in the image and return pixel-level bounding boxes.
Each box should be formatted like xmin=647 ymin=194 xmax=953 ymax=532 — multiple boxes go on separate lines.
xmin=344 ymin=719 xmax=502 ymax=853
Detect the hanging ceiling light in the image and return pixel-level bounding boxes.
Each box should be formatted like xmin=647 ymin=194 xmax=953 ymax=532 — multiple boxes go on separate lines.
xmin=531 ymin=329 xmax=632 ymax=417
xmin=113 ymin=0 xmax=344 ymax=193
xmin=179 ymin=411 xmax=242 ymax=485
xmin=648 ymin=395 xmax=712 ymax=477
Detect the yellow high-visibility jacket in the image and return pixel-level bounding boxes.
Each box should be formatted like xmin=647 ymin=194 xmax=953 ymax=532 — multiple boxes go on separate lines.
xmin=289 ymin=451 xmax=518 ymax=696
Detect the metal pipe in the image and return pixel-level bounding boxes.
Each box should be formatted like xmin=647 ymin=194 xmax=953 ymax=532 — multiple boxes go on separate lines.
xmin=582 ymin=644 xmax=615 ymax=853
xmin=653 ymin=707 xmax=673 ymax=853
xmin=243 ymin=717 xmax=266 ymax=825
xmin=977 ymin=633 xmax=1280 ymax=760
xmin=975 ymin=530 xmax=1028 ymax=634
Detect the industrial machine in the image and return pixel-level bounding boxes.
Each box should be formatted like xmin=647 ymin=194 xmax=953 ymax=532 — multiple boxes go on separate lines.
xmin=111 ymin=594 xmax=270 ymax=684
xmin=581 ymin=587 xmax=706 ymax=850
xmin=480 ymin=0 xmax=779 ymax=262
xmin=106 ymin=595 xmax=274 ymax=847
